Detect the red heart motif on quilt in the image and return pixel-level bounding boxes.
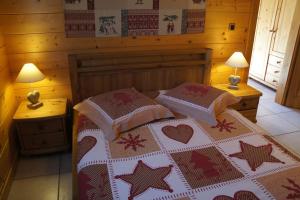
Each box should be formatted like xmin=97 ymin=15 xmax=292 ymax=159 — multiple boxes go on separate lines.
xmin=213 ymin=190 xmax=260 ymax=200
xmin=77 ymin=136 xmax=97 ymax=163
xmin=162 ymin=124 xmax=194 ymax=144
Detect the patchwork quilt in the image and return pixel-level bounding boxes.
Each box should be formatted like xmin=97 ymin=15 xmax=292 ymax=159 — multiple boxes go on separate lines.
xmin=76 ymin=109 xmax=300 ymax=200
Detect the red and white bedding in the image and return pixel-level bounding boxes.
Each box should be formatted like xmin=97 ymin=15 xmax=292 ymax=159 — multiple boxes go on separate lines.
xmin=76 ymin=109 xmax=300 ymax=200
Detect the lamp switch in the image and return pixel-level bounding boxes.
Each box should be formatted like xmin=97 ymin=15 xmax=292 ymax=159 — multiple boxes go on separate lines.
xmin=228 ymin=23 xmax=236 ymax=31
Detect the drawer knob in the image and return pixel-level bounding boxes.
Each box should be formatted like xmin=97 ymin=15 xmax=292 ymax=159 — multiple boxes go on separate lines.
xmin=274 ymin=70 xmax=280 ymax=74
xmin=273 ymin=79 xmax=277 ymax=83
xmin=277 ymin=61 xmax=282 ymax=64
xmin=242 ymin=102 xmax=247 ymax=107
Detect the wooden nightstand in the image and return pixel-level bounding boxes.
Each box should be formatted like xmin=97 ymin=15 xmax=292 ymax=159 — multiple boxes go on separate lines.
xmin=213 ymin=83 xmax=262 ymax=122
xmin=13 ymin=98 xmax=70 ymax=155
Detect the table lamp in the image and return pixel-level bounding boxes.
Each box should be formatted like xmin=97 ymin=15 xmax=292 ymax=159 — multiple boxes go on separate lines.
xmin=225 ymin=52 xmax=249 ymax=90
xmin=16 ymin=63 xmax=45 ymax=109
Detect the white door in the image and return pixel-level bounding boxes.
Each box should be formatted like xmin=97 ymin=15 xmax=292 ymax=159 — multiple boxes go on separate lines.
xmin=270 ymin=0 xmax=297 ymax=57
xmin=249 ymin=0 xmax=279 ymax=80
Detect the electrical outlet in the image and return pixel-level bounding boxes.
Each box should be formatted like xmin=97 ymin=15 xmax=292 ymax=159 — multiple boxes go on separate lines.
xmin=228 ymin=23 xmax=236 ymax=31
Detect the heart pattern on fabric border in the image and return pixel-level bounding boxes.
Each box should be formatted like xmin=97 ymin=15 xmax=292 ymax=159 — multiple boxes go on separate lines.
xmin=162 ymin=124 xmax=194 ymax=144
xmin=213 ymin=190 xmax=260 ymax=200
xmin=77 ymin=136 xmax=97 ymax=163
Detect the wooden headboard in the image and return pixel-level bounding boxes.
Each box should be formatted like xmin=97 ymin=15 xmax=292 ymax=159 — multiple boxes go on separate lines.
xmin=69 ymin=48 xmax=212 ymax=104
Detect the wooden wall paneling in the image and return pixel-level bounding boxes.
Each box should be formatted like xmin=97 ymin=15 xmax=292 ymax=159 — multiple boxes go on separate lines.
xmin=0 ymin=13 xmax=65 ymax=34
xmin=6 ymin=43 xmax=245 ymax=74
xmin=12 ymin=68 xmax=71 ymax=89
xmin=0 ymin=43 xmax=13 ymax=150
xmin=206 ymin=12 xmax=250 ymax=29
xmin=0 ymin=0 xmax=259 ymax=101
xmin=285 ymin=29 xmax=300 ymax=108
xmin=0 ymin=48 xmax=7 ymax=71
xmin=0 ymin=139 xmax=17 ymax=198
xmin=7 ymin=51 xmax=69 ymax=73
xmin=0 ymin=31 xmax=17 ymax=199
xmin=4 ymin=29 xmax=248 ymax=54
xmin=0 ymin=102 xmax=18 ymax=197
xmin=12 ymin=66 xmax=71 ymax=102
xmin=0 ymin=32 xmax=4 ymax=47
xmin=207 ymin=0 xmax=252 ymax=12
xmin=14 ymin=85 xmax=72 ymax=102
xmin=0 ymin=70 xmax=15 ymax=124
xmin=0 ymin=0 xmax=63 ymax=14
xmin=0 ymin=99 xmax=17 ymax=162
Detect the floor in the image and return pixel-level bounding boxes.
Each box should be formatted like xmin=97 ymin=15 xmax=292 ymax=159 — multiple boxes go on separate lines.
xmin=248 ymin=79 xmax=300 ymax=154
xmin=7 ymin=79 xmax=300 ymax=200
xmin=7 ymin=152 xmax=72 ymax=200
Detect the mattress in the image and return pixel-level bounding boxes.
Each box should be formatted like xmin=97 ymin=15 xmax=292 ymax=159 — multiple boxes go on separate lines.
xmin=75 ymin=109 xmax=300 ymax=200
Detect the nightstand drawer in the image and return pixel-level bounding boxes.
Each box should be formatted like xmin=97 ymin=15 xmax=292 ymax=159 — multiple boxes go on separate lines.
xmin=212 ymin=83 xmax=261 ymax=123
xmin=22 ymin=133 xmax=65 ymax=150
xmin=14 ymin=98 xmax=69 ymax=155
xmin=18 ymin=118 xmax=64 ymax=135
xmin=239 ymin=109 xmax=258 ymax=122
xmin=231 ymin=97 xmax=259 ymax=111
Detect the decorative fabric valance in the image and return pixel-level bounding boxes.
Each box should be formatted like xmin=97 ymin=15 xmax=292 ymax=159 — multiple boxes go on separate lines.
xmin=64 ymin=0 xmax=206 ymax=38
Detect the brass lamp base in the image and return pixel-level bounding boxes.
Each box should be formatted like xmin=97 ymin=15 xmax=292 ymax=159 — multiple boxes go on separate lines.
xmin=27 ymin=90 xmax=43 ymax=110
xmin=228 ymin=75 xmax=241 ymax=90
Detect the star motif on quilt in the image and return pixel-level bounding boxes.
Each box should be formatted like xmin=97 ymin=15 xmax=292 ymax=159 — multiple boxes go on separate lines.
xmin=229 ymin=141 xmax=285 ymax=171
xmin=117 ymin=133 xmax=147 ymax=151
xmin=115 ymin=160 xmax=173 ymax=200
xmin=282 ymin=178 xmax=300 ymax=199
xmin=212 ymin=119 xmax=236 ymax=133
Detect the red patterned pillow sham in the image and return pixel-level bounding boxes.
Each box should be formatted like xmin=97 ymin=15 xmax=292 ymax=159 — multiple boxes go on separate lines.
xmin=156 ymin=83 xmax=240 ymax=125
xmin=74 ymin=88 xmax=174 ymax=141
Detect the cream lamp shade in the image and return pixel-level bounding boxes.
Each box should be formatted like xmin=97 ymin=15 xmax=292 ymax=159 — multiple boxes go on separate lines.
xmin=225 ymin=52 xmax=249 ymax=68
xmin=225 ymin=52 xmax=249 ymax=90
xmin=16 ymin=63 xmax=45 ymax=83
xmin=16 ymin=63 xmax=45 ymax=109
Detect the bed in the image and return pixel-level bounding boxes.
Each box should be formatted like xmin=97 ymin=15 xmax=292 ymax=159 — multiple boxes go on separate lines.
xmin=70 ymin=48 xmax=300 ymax=200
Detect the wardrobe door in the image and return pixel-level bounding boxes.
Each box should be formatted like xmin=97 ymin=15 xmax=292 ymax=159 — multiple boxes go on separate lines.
xmin=249 ymin=0 xmax=279 ymax=80
xmin=270 ymin=0 xmax=297 ymax=57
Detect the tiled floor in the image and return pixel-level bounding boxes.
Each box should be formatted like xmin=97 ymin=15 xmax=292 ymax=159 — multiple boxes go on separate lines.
xmin=248 ymin=78 xmax=300 ymax=154
xmin=8 ymin=152 xmax=72 ymax=200
xmin=7 ymin=79 xmax=300 ymax=200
